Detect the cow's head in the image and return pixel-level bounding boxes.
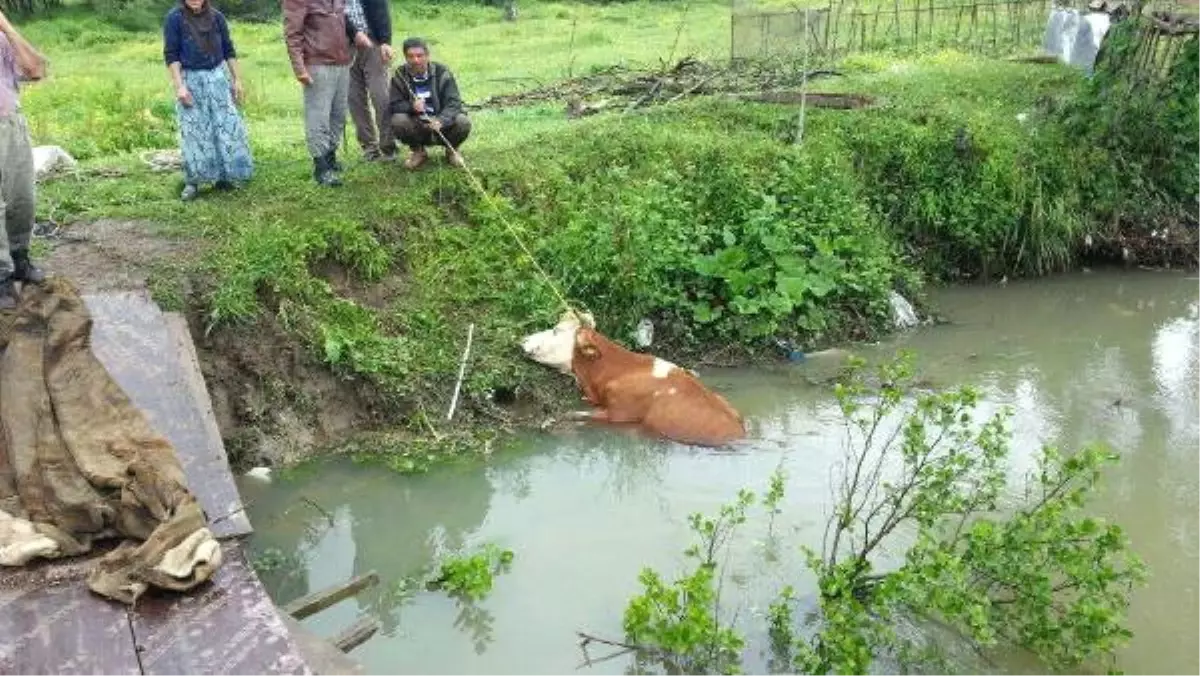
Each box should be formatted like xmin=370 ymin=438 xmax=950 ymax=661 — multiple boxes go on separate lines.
xmin=520 ymin=309 xmax=595 ymax=374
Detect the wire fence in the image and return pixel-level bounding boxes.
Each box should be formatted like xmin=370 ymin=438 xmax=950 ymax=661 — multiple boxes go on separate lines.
xmin=729 ymin=0 xmax=1196 ymax=64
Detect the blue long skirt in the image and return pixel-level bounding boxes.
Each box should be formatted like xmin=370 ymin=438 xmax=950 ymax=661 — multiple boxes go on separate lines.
xmin=177 ymin=66 xmax=254 ymax=186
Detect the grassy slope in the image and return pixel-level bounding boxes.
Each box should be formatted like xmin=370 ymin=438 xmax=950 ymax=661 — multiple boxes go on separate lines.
xmin=18 ymin=2 xmax=1099 ymax=452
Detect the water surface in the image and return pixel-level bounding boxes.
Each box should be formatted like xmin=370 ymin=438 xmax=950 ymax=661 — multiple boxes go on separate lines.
xmin=240 ymin=269 xmax=1199 ymax=674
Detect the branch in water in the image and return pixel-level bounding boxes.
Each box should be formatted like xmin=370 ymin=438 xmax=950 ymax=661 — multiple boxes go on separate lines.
xmin=576 ymin=631 xmax=648 ymax=652
xmin=575 ymin=631 xmax=656 ymax=669
xmin=301 ymin=496 xmax=335 ymax=526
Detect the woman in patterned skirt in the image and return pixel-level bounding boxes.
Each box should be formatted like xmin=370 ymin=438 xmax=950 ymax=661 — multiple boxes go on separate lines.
xmin=162 ymin=0 xmax=254 ymax=201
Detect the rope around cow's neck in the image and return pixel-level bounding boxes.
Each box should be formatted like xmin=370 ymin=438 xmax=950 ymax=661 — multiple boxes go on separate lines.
xmin=397 ymin=72 xmax=576 ymax=316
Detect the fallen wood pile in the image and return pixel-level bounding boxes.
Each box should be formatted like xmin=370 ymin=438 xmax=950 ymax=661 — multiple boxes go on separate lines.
xmin=470 ymin=56 xmax=858 ymax=116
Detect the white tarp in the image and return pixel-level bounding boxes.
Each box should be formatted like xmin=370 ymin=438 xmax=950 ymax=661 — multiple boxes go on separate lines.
xmin=1043 ymin=7 xmax=1113 ymax=74
xmin=32 ymin=144 xmax=77 ymax=180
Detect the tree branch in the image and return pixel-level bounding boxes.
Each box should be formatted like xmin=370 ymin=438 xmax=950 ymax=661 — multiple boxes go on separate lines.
xmin=576 ymin=631 xmax=655 ymax=654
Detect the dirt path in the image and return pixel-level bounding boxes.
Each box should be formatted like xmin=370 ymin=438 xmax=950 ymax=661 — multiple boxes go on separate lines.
xmin=39 ymin=218 xmax=194 ymax=293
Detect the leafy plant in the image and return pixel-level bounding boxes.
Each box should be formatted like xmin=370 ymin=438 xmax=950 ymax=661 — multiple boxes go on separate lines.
xmin=428 ymin=543 xmax=515 ymax=601
xmin=1059 ymin=14 xmax=1199 ymax=239
xmin=789 ymin=352 xmax=1148 ymax=674
xmin=620 ymin=489 xmax=755 ymax=675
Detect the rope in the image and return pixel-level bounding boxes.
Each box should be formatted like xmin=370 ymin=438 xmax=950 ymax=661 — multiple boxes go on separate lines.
xmin=394 ymin=73 xmax=576 ymax=315
xmin=430 ymin=127 xmax=574 ymax=314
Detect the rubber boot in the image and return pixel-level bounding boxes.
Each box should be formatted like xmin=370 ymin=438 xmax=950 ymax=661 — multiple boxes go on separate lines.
xmin=11 ymin=249 xmax=45 ymax=284
xmin=325 ymin=149 xmax=343 ymax=173
xmin=0 ymin=276 xmax=16 ymax=311
xmin=313 ymin=156 xmax=342 ymax=187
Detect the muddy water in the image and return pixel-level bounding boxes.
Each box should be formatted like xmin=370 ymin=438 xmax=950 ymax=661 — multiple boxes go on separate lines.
xmin=239 ymin=269 xmax=1198 ymax=675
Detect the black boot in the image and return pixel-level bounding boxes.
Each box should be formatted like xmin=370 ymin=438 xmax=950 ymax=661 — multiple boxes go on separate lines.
xmin=0 ymin=276 xmax=17 ymax=311
xmin=324 ymin=149 xmax=343 ymax=173
xmin=11 ymin=249 xmax=45 ymax=284
xmin=313 ymin=155 xmax=342 ymax=187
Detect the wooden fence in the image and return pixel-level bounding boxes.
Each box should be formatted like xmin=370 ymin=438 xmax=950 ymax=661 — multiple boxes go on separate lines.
xmin=1107 ymin=7 xmax=1199 ymax=83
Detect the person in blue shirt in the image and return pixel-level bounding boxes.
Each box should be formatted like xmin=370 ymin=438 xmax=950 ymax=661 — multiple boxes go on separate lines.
xmin=163 ymin=0 xmax=254 ymax=201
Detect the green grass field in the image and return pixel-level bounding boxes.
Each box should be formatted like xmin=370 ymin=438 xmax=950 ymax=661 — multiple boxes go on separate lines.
xmin=11 ymin=1 xmax=1193 ymax=454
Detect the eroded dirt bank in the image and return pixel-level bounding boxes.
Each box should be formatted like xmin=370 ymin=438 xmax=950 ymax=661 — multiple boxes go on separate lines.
xmin=39 ymin=219 xmax=400 ymax=471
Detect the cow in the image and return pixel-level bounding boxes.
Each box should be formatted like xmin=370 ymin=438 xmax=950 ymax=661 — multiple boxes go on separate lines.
xmin=520 ymin=310 xmax=747 ymax=447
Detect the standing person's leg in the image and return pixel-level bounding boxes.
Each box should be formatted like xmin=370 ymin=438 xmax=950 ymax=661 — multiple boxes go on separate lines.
xmin=0 ymin=112 xmax=42 ymax=308
xmin=304 ymin=64 xmax=341 ymax=186
xmin=5 ymin=117 xmax=37 ymax=282
xmin=324 ymin=64 xmax=351 ymax=174
xmin=210 ymin=65 xmax=254 ymax=187
xmin=348 ymin=46 xmax=379 ymax=159
xmin=177 ymin=69 xmax=220 ymax=199
xmin=365 ymin=49 xmax=395 ymax=159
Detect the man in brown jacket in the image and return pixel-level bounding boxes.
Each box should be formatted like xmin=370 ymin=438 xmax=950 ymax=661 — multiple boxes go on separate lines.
xmin=283 ymin=0 xmax=371 ymax=186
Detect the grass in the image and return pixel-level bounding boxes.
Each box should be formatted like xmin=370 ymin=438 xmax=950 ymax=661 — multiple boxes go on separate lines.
xmin=14 ymin=1 xmax=1196 ymax=458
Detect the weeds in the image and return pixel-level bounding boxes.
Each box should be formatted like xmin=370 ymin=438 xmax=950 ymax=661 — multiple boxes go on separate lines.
xmin=428 ymin=543 xmax=515 ymax=601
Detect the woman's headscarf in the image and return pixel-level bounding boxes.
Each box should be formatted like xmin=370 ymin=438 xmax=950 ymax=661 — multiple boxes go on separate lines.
xmin=181 ymin=0 xmax=221 ymax=58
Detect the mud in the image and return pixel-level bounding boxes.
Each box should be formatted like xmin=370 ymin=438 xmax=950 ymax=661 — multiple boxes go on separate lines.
xmin=189 ymin=310 xmax=397 ymax=471
xmin=37 ymin=218 xmax=192 ymax=293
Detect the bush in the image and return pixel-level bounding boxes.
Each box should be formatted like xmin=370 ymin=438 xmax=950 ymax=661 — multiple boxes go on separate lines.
xmin=88 ymin=0 xmax=279 ymax=32
xmin=1060 ymin=16 xmax=1199 ymax=229
xmin=421 ymin=112 xmax=909 ymax=356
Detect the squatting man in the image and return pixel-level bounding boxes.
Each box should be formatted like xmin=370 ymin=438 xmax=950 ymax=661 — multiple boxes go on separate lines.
xmin=388 ymin=37 xmax=471 ymax=171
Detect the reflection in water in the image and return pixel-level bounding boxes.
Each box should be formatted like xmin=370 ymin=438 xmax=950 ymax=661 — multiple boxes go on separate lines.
xmin=243 ymin=269 xmax=1198 ymax=675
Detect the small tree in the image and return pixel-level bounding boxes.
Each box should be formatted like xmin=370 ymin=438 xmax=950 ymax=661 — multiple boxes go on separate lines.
xmin=788 ymin=352 xmax=1148 ymax=674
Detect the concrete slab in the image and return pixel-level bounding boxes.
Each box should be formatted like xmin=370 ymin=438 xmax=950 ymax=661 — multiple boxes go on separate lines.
xmin=82 ymin=291 xmax=251 ymax=538
xmin=0 ymin=291 xmax=317 ymax=675
xmin=129 ymin=542 xmax=311 ymax=676
xmin=0 ymin=554 xmax=140 ymax=675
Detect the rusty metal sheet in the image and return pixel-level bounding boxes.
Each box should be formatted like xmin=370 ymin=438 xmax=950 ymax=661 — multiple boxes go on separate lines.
xmin=129 ymin=542 xmax=311 ymax=676
xmin=82 ymin=292 xmax=252 ymax=538
xmin=0 ymin=557 xmax=140 ymax=675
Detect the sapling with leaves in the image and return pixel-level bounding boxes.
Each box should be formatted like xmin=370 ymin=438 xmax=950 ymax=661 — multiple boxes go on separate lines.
xmin=789 ymin=352 xmax=1147 ymax=674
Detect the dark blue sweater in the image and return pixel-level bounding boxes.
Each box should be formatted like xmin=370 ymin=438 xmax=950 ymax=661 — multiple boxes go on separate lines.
xmin=163 ymin=7 xmax=236 ymax=70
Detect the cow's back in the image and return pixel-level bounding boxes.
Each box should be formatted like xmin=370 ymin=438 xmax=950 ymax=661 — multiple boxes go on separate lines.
xmin=640 ymin=370 xmax=746 ymax=446
xmin=570 ymin=327 xmax=746 ymax=447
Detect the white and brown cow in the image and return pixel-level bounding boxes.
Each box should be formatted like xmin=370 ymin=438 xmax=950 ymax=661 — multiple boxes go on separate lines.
xmin=520 ymin=311 xmax=746 ymax=447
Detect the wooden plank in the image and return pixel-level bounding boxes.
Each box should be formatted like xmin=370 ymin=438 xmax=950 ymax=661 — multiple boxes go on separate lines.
xmin=282 ymin=571 xmax=380 ymax=620
xmin=331 ymin=617 xmax=380 ymax=654
xmin=128 ymin=542 xmax=311 ymax=675
xmin=279 ymin=616 xmax=367 ymax=676
xmin=83 ymin=292 xmax=251 ymax=538
xmin=0 ymin=557 xmax=141 ymax=675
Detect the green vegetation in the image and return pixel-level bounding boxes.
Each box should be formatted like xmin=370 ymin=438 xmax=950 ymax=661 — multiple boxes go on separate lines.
xmin=16 ymin=1 xmax=1198 ymax=454
xmin=16 ymin=5 xmax=1170 ymax=670
xmin=428 ymin=542 xmax=515 ymax=601
xmin=604 ymin=352 xmax=1147 ymax=674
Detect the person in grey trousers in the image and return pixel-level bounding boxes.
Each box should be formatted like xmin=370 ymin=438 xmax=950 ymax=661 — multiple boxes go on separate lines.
xmin=346 ymin=0 xmax=395 ymax=161
xmin=283 ymin=0 xmax=372 ymax=186
xmin=0 ymin=11 xmax=46 ymax=309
